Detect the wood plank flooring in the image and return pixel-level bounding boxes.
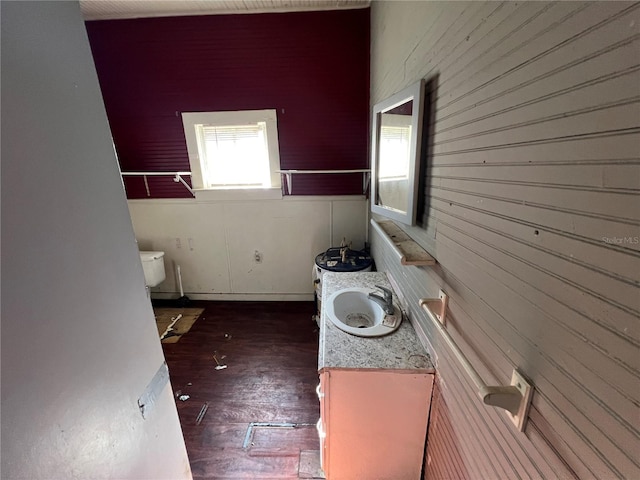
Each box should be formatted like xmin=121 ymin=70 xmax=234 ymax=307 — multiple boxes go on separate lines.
xmin=159 ymin=300 xmax=322 ymax=480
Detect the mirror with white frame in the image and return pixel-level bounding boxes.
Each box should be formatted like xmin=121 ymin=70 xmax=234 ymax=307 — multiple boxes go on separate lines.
xmin=370 ymin=80 xmax=425 ymax=225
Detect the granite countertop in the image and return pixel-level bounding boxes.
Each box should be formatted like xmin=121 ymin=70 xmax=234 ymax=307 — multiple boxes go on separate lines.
xmin=318 ymin=271 xmax=433 ymax=371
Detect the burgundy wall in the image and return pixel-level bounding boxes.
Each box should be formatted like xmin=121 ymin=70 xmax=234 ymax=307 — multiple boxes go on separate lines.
xmin=85 ymin=9 xmax=370 ymax=198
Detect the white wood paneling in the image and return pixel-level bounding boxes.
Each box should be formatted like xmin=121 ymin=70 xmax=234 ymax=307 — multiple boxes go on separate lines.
xmin=370 ymin=1 xmax=640 ymax=479
xmin=331 ymin=199 xmax=368 ymax=249
xmin=128 ymin=197 xmax=367 ymax=300
xmin=224 ymin=201 xmax=329 ymax=294
xmin=128 ymin=201 xmax=232 ymax=295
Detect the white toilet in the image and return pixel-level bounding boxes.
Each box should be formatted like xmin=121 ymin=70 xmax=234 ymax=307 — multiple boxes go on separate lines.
xmin=139 ymin=251 xmax=166 ymax=287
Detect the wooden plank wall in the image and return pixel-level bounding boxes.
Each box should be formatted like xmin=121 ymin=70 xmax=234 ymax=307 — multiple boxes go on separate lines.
xmin=369 ymin=2 xmax=640 ymax=479
xmin=86 ymin=8 xmax=370 ymax=198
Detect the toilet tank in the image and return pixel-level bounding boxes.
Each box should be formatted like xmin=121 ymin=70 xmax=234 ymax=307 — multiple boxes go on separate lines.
xmin=139 ymin=251 xmax=166 ymax=287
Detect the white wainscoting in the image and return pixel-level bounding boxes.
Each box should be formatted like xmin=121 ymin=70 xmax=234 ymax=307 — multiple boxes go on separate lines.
xmin=128 ymin=196 xmax=368 ymax=300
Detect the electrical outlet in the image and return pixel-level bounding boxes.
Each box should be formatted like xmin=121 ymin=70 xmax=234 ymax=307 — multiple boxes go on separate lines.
xmin=254 ymin=250 xmax=262 ymax=263
xmin=175 ymin=237 xmax=182 ymax=249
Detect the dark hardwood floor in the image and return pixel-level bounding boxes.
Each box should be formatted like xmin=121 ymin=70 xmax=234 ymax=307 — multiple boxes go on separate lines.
xmin=160 ymin=300 xmax=322 ymax=480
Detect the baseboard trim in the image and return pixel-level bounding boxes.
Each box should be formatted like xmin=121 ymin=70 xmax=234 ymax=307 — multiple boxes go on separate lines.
xmin=150 ymin=292 xmax=314 ymax=302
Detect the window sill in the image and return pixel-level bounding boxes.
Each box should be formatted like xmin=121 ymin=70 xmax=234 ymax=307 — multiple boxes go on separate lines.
xmin=193 ymin=187 xmax=283 ymax=201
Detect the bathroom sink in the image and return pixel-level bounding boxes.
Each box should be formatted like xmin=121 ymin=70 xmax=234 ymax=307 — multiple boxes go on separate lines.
xmin=325 ymin=287 xmax=402 ymax=337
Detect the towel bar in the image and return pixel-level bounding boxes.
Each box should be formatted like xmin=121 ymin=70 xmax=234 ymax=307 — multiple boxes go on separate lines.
xmin=419 ymin=293 xmax=533 ymax=431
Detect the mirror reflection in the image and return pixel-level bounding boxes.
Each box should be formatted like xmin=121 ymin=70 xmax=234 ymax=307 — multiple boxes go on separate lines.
xmin=376 ymin=100 xmax=413 ymax=212
xmin=370 ymin=80 xmax=424 ymax=225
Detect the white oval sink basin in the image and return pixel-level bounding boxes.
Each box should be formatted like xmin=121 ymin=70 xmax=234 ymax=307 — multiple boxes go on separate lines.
xmin=325 ymin=287 xmax=402 ymax=337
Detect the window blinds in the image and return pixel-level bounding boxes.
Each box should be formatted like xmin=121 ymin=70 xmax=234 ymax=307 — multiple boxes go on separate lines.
xmin=200 ymin=122 xmax=270 ymax=187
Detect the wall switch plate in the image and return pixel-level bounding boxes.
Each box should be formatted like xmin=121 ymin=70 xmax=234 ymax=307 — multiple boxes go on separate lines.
xmin=507 ymin=369 xmax=533 ymax=432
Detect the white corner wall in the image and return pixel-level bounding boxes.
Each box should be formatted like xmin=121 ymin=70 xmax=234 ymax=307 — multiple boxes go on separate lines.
xmin=128 ymin=196 xmax=368 ymax=300
xmin=370 ymin=2 xmax=639 ymax=479
xmin=1 ymin=2 xmax=191 ymax=478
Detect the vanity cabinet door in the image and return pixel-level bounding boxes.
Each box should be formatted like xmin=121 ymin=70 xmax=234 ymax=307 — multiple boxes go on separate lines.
xmin=322 ymin=369 xmax=433 ymax=480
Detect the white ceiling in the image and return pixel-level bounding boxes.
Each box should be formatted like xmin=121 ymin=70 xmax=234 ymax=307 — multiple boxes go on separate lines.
xmin=80 ymin=0 xmax=370 ymax=20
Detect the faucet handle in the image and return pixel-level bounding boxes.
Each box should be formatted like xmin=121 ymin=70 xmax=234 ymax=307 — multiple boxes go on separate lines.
xmin=374 ymin=284 xmax=393 ymax=302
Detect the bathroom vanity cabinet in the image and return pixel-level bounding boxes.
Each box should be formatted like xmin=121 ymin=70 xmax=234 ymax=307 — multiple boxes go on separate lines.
xmin=318 ymin=368 xmax=433 ymax=479
xmin=318 ymin=271 xmax=435 ymax=480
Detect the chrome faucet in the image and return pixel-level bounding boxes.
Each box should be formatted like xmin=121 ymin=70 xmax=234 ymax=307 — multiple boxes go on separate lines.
xmin=369 ymin=285 xmax=395 ymax=315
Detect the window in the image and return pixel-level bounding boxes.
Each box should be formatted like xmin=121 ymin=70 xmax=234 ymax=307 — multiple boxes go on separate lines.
xmin=378 ymin=114 xmax=412 ymax=180
xmin=182 ymin=110 xmax=281 ymax=194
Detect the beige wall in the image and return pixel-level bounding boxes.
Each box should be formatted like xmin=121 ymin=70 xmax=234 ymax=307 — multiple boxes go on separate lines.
xmin=129 ymin=196 xmax=368 ymax=300
xmin=1 ymin=2 xmax=191 ymax=478
xmin=370 ymin=2 xmax=639 ymax=479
